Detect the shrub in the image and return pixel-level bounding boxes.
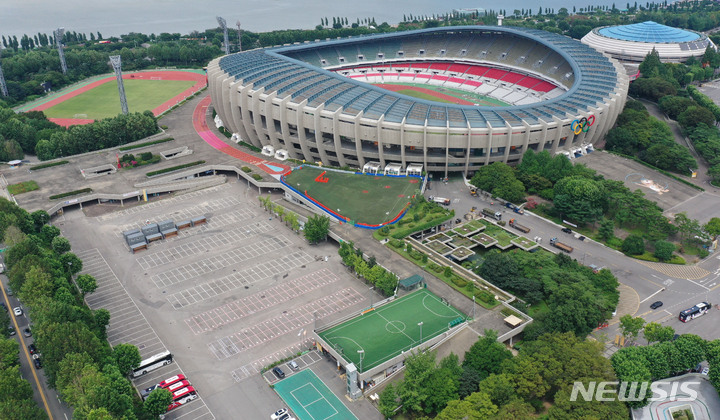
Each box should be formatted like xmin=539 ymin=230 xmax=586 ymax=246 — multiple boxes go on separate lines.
xmin=653 ymin=240 xmax=676 ymax=262
xmin=241 ymin=166 xmax=252 ymax=173
xmin=252 ymin=174 xmax=263 ymax=180
xmin=379 ymin=226 xmax=390 ymax=236
xmin=444 ymin=266 xmax=453 ymax=278
xmin=146 ymin=160 xmax=206 ymax=177
xmin=451 ymin=277 xmax=468 ymax=288
xmin=622 ymin=234 xmax=645 ymax=255
xmin=140 ymin=152 xmax=153 ymax=161
xmin=389 ymin=239 xmax=404 ymax=248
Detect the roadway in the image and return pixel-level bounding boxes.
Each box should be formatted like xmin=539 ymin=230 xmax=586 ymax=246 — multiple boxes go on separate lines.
xmin=0 ymin=262 xmax=73 ymax=420
xmin=428 ymin=177 xmax=720 ymax=343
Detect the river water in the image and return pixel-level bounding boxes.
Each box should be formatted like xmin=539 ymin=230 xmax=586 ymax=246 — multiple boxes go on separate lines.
xmin=2 ymin=0 xmax=619 ymax=40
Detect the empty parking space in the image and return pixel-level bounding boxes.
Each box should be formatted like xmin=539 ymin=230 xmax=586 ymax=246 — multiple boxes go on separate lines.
xmin=208 ymin=288 xmax=364 ymax=360
xmin=136 ymin=222 xmax=273 ymax=270
xmin=166 ymin=251 xmax=314 ymax=309
xmin=153 ymin=236 xmax=292 ymax=288
xmin=185 ymin=268 xmax=340 ymax=334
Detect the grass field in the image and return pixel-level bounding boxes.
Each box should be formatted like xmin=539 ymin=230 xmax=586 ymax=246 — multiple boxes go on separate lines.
xmin=282 ymin=166 xmax=420 ymax=225
xmin=318 ymin=289 xmax=465 ymax=372
xmin=395 ymin=89 xmax=454 ymax=103
xmin=375 ymin=82 xmax=509 ymax=106
xmin=42 ymin=79 xmax=196 ymax=119
xmin=7 ymin=181 xmax=39 ymax=195
xmin=274 ymin=370 xmax=357 ymax=420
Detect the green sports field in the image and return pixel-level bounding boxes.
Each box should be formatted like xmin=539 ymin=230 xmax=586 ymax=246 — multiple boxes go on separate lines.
xmin=318 ymin=289 xmax=466 ymax=372
xmin=283 ymin=166 xmax=420 ymax=225
xmin=275 ymin=369 xmax=358 ymax=420
xmin=42 ymin=79 xmax=196 ymax=119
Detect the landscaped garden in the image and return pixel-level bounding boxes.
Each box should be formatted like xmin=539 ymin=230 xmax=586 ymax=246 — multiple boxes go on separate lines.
xmin=7 ymin=181 xmax=39 ymax=195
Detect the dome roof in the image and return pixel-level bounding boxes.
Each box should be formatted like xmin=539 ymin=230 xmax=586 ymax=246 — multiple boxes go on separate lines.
xmin=597 ymin=21 xmax=700 ymax=43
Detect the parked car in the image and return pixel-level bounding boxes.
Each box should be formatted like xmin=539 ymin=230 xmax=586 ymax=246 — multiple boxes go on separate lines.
xmin=12 ymin=307 xmax=22 ymax=316
xmin=33 ymin=358 xmax=42 ymax=369
xmin=28 ymin=343 xmax=37 ymax=355
xmin=561 ymin=227 xmax=572 ymax=234
xmin=7 ymin=327 xmax=15 ymax=336
xmin=271 ymin=408 xmax=288 ymax=420
xmin=650 ymin=301 xmax=663 ymax=310
xmin=288 ymin=361 xmax=299 ymax=371
xmin=272 ymin=367 xmax=285 ymax=379
xmin=23 ymin=327 xmax=31 ymax=337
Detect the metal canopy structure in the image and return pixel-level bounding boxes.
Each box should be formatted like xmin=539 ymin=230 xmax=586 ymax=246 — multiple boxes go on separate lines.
xmin=109 ymin=55 xmax=129 ymax=115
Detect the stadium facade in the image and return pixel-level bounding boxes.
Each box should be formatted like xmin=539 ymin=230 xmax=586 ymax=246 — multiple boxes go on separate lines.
xmin=581 ymin=21 xmax=714 ymax=63
xmin=208 ymin=26 xmax=628 ymax=175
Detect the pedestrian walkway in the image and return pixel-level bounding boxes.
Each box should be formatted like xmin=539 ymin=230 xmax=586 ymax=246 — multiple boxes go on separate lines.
xmin=192 ymin=96 xmax=290 ymax=176
xmin=634 ymin=259 xmax=710 ymax=280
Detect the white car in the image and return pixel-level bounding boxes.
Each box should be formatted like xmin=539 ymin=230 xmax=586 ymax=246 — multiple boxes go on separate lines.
xmin=270 ymin=408 xmax=288 ymax=420
xmin=13 ymin=307 xmax=22 ymax=316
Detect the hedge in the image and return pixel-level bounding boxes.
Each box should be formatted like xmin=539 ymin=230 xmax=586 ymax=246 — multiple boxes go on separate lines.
xmin=118 ymin=137 xmax=174 ymax=151
xmin=390 ymin=213 xmax=454 ymax=239
xmin=146 ymin=160 xmax=206 ymax=177
xmin=31 ymin=160 xmax=69 ymax=171
xmin=49 ymin=188 xmax=93 ymax=200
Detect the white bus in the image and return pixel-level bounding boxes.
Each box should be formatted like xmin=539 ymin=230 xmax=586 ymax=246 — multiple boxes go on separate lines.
xmin=131 ymin=351 xmax=173 ymax=378
xmin=678 ymin=302 xmax=711 ymax=323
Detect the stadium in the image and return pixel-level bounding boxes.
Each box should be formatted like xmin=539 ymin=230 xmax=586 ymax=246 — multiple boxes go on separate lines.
xmin=207 ymin=26 xmax=628 ymax=176
xmin=581 ymin=21 xmax=715 ymax=63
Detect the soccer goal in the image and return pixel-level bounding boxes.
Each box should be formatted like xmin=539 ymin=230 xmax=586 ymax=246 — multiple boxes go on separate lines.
xmin=150 ymin=77 xmax=163 ymax=80
xmin=73 ymin=113 xmax=88 ymax=118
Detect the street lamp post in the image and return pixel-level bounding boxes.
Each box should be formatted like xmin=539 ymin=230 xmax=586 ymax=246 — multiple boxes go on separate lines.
xmin=472 ymin=295 xmax=476 ymax=320
xmin=369 ymin=286 xmax=374 ymax=308
xmin=418 ymin=321 xmax=423 ymax=347
xmin=357 ymin=349 xmax=364 ymax=373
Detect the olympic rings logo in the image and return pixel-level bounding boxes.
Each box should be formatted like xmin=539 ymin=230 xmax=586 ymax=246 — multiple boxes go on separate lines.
xmin=571 ymin=115 xmax=596 ymax=135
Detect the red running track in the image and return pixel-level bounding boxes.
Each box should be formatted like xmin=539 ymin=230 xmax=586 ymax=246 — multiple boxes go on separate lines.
xmin=374 ymin=83 xmax=475 ymax=105
xmin=192 ymin=96 xmax=290 ymax=176
xmin=31 ymin=71 xmax=206 ymax=128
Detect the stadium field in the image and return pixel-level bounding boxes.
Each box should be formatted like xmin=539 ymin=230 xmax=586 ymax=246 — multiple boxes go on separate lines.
xmin=376 ymin=82 xmax=509 ymax=106
xmin=42 ymin=79 xmax=196 ymax=120
xmin=318 ymin=289 xmax=465 ymax=372
xmin=282 ymin=166 xmax=420 ymax=225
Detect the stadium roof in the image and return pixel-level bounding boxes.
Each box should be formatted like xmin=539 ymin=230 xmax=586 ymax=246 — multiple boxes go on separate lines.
xmin=598 ymin=21 xmax=700 ymax=43
xmin=218 ymin=26 xmax=620 ymax=128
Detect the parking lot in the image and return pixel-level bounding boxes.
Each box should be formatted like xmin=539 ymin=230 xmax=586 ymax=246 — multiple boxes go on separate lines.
xmin=57 ymin=181 xmax=378 ymax=420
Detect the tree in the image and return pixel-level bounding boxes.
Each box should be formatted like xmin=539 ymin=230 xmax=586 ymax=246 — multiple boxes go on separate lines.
xmin=552 ymin=176 xmax=606 ymax=225
xmin=378 ymin=382 xmax=399 ymax=418
xmin=30 ymin=210 xmax=50 ymax=232
xmin=598 ymin=218 xmax=615 ymax=241
xmin=458 ymin=367 xmax=482 ymax=398
xmin=639 ymin=48 xmax=662 ymax=77
xmin=619 ymin=315 xmax=645 ymax=342
xmin=0 ymin=366 xmax=34 ymax=403
xmin=643 ymin=322 xmax=675 ymax=344
xmin=622 ymin=234 xmax=645 ymax=255
xmin=144 ymin=387 xmax=173 ymax=416
xmin=653 ymin=240 xmax=675 ymax=262
xmin=477 ymin=373 xmax=517 ymax=406
xmin=51 ymin=236 xmax=71 ymax=255
xmin=39 ymin=224 xmax=61 ymax=245
xmin=678 ymin=105 xmax=716 ymax=129
xmin=75 ymin=274 xmax=98 ymax=296
xmin=703 ymin=217 xmax=720 ymax=238
xmin=477 ymin=251 xmax=519 ymax=290
xmin=60 ymin=252 xmax=83 ymax=276
xmin=19 ymin=266 xmax=54 ymax=307
xmin=470 ymin=162 xmax=526 ymax=203
xmin=0 ymin=337 xmax=19 ymax=370
xmin=462 ymin=330 xmax=512 ymax=380
xmin=112 ymin=344 xmax=140 ymax=375
xmin=304 ymin=214 xmax=330 ymax=244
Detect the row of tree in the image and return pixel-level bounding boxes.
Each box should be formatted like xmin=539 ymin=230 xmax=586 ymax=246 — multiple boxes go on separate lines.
xmin=0 ymin=337 xmax=47 ymax=419
xmin=379 ymin=331 xmax=628 ymax=418
xmin=605 ymin=99 xmax=697 ymax=174
xmin=0 ymin=197 xmax=171 ymax=418
xmin=611 ymin=326 xmax=716 ymax=408
xmin=338 ymin=241 xmax=399 ymax=296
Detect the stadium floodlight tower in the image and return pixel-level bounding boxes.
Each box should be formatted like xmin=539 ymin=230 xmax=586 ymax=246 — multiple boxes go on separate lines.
xmin=236 ymin=20 xmax=242 ymax=52
xmin=109 ymin=55 xmax=129 ymax=115
xmin=0 ymin=49 xmax=8 ymax=97
xmin=54 ymin=27 xmax=68 ymax=74
xmin=216 ymin=16 xmax=229 ymax=55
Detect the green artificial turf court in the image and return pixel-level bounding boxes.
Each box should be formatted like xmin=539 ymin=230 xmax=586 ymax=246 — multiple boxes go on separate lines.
xmin=42 ymin=79 xmax=196 ymax=119
xmin=318 ymin=289 xmax=466 ymax=372
xmin=274 ymin=369 xmax=358 ymax=420
xmin=282 ymin=166 xmax=421 ymax=225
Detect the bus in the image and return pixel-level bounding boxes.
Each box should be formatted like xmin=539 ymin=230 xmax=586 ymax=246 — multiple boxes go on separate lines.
xmin=131 ymin=351 xmax=173 ymax=378
xmin=165 ymin=380 xmax=191 ymax=393
xmin=678 ymin=302 xmax=711 ymax=323
xmin=168 ymin=386 xmax=198 ymax=411
xmin=141 ymin=374 xmax=188 ymax=400
xmin=158 ymin=374 xmax=186 ymax=389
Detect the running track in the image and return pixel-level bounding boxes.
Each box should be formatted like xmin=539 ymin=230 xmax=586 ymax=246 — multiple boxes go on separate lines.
xmin=375 ymin=83 xmax=475 ymax=105
xmin=192 ymin=96 xmax=290 ymax=176
xmin=28 ymin=70 xmax=206 ymax=127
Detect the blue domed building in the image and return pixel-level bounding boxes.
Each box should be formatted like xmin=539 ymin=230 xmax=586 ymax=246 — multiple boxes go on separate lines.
xmin=581 ymin=21 xmax=714 ymax=63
